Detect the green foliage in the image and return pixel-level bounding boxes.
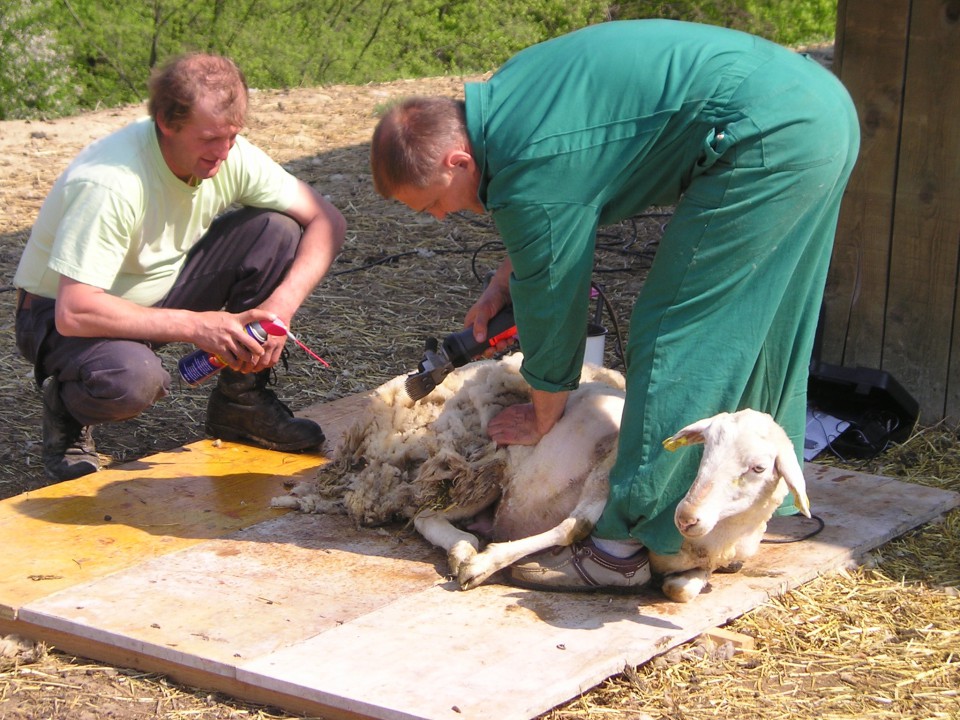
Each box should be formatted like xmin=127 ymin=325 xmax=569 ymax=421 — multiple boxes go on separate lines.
xmin=740 ymin=0 xmax=836 ymax=46
xmin=608 ymin=0 xmax=835 ymax=44
xmin=2 ymin=0 xmax=836 ymax=120
xmin=57 ymin=1 xmax=167 ymax=109
xmin=334 ymin=0 xmax=610 ymax=82
xmin=0 ymin=0 xmax=80 ymax=119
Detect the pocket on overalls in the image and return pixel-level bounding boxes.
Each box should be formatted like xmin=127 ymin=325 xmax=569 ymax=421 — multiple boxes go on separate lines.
xmin=691 ymin=126 xmax=735 ymax=179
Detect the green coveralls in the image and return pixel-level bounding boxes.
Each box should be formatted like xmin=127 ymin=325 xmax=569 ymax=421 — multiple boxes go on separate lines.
xmin=464 ymin=20 xmax=860 ymax=554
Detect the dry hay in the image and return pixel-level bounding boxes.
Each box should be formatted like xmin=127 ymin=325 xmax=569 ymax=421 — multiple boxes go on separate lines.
xmin=1 ymin=65 xmax=958 ymax=720
xmin=552 ymin=568 xmax=958 ymax=720
xmin=0 ymin=652 xmax=296 ymax=720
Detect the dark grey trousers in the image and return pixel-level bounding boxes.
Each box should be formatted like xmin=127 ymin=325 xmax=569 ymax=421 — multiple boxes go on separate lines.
xmin=15 ymin=208 xmax=303 ymax=426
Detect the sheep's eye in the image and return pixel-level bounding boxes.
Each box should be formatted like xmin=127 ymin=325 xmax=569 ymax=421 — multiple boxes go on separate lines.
xmin=750 ymin=463 xmax=767 ymax=475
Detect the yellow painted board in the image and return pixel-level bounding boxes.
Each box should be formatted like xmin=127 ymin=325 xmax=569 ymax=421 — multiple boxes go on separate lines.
xmin=0 ymin=439 xmax=326 ymax=620
xmin=0 ymin=391 xmax=366 ymax=620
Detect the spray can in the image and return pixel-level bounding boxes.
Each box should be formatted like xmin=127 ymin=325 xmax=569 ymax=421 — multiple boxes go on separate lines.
xmin=177 ymin=322 xmax=268 ymax=386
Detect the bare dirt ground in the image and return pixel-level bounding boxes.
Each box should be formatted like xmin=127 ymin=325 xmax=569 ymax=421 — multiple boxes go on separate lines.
xmin=1 ymin=48 xmax=959 ymax=720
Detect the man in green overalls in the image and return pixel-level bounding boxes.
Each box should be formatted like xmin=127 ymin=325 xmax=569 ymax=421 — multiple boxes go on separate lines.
xmin=371 ymin=20 xmax=860 ymax=591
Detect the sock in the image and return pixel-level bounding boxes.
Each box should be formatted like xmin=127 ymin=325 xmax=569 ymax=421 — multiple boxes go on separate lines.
xmin=591 ymin=536 xmax=644 ymax=558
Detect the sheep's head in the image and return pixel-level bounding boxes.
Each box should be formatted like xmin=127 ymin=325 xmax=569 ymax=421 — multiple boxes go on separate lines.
xmin=664 ymin=409 xmax=810 ymax=539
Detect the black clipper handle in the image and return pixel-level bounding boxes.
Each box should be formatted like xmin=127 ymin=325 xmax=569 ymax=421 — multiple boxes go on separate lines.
xmin=442 ymin=306 xmax=517 ymax=368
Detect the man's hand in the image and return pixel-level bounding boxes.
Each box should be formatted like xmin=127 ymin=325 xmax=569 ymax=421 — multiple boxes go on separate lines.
xmin=465 ymin=257 xmax=513 ymax=354
xmin=487 ymin=403 xmax=541 ymax=446
xmin=54 ymin=277 xmax=282 ymax=371
xmin=487 ymin=388 xmax=569 ymax=446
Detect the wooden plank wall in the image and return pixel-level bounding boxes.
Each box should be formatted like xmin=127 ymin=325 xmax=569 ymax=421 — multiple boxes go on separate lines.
xmin=823 ymin=0 xmax=960 ymax=423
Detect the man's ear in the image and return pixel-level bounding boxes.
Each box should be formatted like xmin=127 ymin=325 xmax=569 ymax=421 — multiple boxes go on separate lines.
xmin=446 ymin=148 xmax=474 ymax=170
xmin=155 ymin=114 xmax=173 ymax=137
xmin=155 ymin=113 xmax=183 ymax=138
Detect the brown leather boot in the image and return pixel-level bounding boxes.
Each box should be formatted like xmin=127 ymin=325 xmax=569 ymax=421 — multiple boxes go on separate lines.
xmin=41 ymin=376 xmax=100 ymax=481
xmin=205 ymin=369 xmax=324 ymax=452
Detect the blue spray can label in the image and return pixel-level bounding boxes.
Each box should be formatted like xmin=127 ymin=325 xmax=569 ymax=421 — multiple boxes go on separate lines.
xmin=177 ymin=322 xmax=268 ymax=386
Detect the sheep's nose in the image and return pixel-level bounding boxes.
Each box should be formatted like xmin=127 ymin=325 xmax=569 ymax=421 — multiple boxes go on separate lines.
xmin=675 ymin=510 xmax=699 ymax=534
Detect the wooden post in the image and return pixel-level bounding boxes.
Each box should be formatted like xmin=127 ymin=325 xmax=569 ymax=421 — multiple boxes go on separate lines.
xmin=824 ymin=0 xmax=960 ymax=422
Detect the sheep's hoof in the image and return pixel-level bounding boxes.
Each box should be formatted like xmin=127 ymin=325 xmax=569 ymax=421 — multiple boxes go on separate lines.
xmin=457 ymin=571 xmax=483 ymax=591
xmin=457 ymin=561 xmax=484 ymax=590
xmin=661 ymin=570 xmax=710 ymax=602
xmin=447 ymin=542 xmax=478 ymax=577
xmin=715 ymin=560 xmax=744 ymax=574
xmin=457 ymin=554 xmax=501 ymax=591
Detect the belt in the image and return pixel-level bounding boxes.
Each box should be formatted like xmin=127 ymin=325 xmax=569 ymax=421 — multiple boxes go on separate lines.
xmin=16 ymin=289 xmax=45 ymax=312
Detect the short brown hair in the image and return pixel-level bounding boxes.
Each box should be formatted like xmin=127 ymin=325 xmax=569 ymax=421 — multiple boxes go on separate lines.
xmin=370 ymin=96 xmax=467 ymax=197
xmin=148 ymin=53 xmax=248 ymax=131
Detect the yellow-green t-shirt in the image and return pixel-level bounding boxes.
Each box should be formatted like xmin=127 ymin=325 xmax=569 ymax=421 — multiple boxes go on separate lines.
xmin=14 ymin=117 xmax=299 ymax=306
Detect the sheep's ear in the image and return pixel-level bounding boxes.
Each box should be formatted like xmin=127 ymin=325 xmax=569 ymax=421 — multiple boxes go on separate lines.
xmin=776 ymin=441 xmax=811 ymax=518
xmin=662 ymin=417 xmax=713 ymax=452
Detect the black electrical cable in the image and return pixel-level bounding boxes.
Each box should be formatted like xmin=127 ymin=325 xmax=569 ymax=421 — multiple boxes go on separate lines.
xmin=761 ymin=514 xmax=826 ymax=543
xmin=590 ymin=281 xmax=628 ymax=371
xmin=330 ymin=245 xmax=481 ymax=277
xmin=469 ymin=240 xmax=508 ymax=284
xmin=329 ymin=211 xmax=670 ymax=362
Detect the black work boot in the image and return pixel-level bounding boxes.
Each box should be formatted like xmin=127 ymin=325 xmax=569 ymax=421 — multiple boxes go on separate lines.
xmin=41 ymin=376 xmax=100 ymax=481
xmin=205 ymin=369 xmax=324 ymax=452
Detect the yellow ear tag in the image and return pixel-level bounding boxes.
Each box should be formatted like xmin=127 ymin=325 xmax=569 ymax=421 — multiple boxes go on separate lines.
xmin=662 ymin=436 xmax=687 ymax=452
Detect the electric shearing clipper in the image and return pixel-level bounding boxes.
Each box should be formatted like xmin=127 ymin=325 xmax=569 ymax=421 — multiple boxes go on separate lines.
xmin=404 ymin=306 xmax=518 ymax=401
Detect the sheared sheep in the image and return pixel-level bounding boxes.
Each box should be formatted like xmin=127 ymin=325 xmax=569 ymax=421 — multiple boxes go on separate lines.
xmin=272 ymin=353 xmax=810 ymax=602
xmin=272 ymin=353 xmax=622 ymax=569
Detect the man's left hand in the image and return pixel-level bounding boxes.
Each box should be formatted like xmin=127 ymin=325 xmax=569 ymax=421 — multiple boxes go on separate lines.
xmin=488 ymin=403 xmax=543 ymax=446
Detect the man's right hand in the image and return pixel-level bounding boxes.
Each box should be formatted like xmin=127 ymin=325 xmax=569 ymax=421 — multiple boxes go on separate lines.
xmin=464 ymin=257 xmax=513 ymax=352
xmin=487 ymin=388 xmax=569 ymax=446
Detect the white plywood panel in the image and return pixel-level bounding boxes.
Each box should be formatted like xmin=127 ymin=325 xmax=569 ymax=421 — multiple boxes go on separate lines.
xmin=17 ymin=513 xmax=443 ymax=672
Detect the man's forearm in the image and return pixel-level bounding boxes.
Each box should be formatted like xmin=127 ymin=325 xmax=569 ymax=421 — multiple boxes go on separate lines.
xmin=531 ymin=387 xmax=569 ymax=436
xmin=263 ymin=215 xmax=343 ymax=320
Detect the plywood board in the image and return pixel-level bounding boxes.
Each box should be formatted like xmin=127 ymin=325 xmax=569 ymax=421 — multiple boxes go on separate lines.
xmin=0 ymin=442 xmax=320 ymax=620
xmin=0 ymin=391 xmax=370 ymax=622
xmin=4 ymin=457 xmax=957 ymax=720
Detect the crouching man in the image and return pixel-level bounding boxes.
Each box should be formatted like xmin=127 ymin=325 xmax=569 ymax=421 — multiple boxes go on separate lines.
xmin=14 ymin=52 xmax=346 ymax=481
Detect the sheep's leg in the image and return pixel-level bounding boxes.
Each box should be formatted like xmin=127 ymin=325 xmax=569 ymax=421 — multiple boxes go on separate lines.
xmin=458 ymin=470 xmax=608 ymax=590
xmin=660 ymin=569 xmax=712 ymax=603
xmin=458 ymin=516 xmax=593 ymax=589
xmin=413 ymin=511 xmax=480 ymax=576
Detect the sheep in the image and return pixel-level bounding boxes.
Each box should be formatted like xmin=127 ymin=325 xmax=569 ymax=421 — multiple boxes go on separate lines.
xmin=649 ymin=409 xmax=811 ymax=602
xmin=272 ymin=354 xmax=810 ymax=602
xmin=272 ymin=353 xmax=625 ymax=586
xmin=426 ymin=405 xmax=811 ymax=601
